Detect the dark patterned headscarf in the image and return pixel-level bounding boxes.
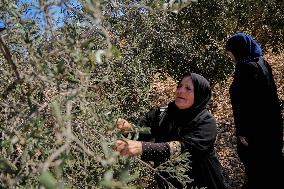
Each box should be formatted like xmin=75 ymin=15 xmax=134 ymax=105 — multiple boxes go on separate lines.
xmin=225 ymin=32 xmax=262 ymax=63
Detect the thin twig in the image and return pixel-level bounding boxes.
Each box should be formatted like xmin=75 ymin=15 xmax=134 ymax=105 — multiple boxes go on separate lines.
xmin=133 ymin=157 xmax=176 ymax=188
xmin=42 ymin=141 xmax=71 ymax=172
xmin=0 ymin=37 xmax=21 ymax=80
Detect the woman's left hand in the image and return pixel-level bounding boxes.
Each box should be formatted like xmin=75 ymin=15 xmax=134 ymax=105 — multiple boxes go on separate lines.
xmin=115 ymin=139 xmax=142 ymax=157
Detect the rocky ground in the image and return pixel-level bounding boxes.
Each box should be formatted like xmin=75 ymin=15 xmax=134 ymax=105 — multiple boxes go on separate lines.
xmin=150 ymin=52 xmax=284 ymax=189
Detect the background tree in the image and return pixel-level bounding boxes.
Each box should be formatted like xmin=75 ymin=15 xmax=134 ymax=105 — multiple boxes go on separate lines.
xmin=0 ymin=0 xmax=283 ymax=188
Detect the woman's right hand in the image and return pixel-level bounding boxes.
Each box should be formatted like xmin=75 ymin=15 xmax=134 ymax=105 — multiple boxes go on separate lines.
xmin=115 ymin=139 xmax=142 ymax=157
xmin=115 ymin=118 xmax=132 ymax=131
xmin=239 ymin=136 xmax=248 ymax=146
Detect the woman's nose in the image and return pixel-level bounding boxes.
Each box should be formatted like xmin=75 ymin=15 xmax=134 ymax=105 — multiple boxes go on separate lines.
xmin=177 ymin=87 xmax=185 ymax=94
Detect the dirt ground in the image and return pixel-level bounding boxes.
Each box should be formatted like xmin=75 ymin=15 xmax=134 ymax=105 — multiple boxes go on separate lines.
xmin=150 ymin=52 xmax=284 ymax=189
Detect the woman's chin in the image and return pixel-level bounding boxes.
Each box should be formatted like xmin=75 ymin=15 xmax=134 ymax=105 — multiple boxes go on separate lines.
xmin=175 ymin=101 xmax=192 ymax=110
xmin=175 ymin=102 xmax=185 ymax=109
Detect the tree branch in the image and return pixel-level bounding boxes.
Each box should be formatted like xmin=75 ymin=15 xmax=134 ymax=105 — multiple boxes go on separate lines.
xmin=0 ymin=37 xmax=21 ymax=80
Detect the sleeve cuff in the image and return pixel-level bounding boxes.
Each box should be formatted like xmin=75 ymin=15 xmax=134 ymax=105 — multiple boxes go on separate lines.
xmin=166 ymin=141 xmax=182 ymax=158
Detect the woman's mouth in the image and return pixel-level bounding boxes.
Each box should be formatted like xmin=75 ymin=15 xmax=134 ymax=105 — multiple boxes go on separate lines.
xmin=176 ymin=96 xmax=185 ymax=100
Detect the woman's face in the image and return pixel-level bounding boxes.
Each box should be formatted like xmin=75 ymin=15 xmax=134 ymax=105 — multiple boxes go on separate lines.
xmin=175 ymin=76 xmax=194 ymax=109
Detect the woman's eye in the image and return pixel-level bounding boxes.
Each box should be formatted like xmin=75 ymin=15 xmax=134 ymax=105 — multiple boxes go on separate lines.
xmin=186 ymin=87 xmax=191 ymax=90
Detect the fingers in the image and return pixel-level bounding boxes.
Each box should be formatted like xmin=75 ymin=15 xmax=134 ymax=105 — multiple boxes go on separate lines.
xmin=115 ymin=139 xmax=129 ymax=157
xmin=114 ymin=140 xmax=142 ymax=157
xmin=239 ymin=136 xmax=248 ymax=146
xmin=115 ymin=118 xmax=126 ymax=126
xmin=115 ymin=118 xmax=132 ymax=131
xmin=115 ymin=139 xmax=128 ymax=152
xmin=120 ymin=148 xmax=130 ymax=157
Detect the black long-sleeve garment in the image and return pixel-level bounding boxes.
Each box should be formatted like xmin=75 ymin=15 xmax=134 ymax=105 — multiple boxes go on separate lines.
xmin=229 ymin=58 xmax=284 ymax=188
xmin=137 ymin=101 xmax=226 ymax=189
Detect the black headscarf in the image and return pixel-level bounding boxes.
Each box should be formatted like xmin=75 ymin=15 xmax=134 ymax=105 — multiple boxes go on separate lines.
xmin=168 ymin=73 xmax=212 ymax=121
xmin=225 ymin=32 xmax=262 ymax=63
xmin=190 ymin=73 xmax=212 ymax=112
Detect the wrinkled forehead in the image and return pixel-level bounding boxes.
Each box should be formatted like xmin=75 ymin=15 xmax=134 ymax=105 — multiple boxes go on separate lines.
xmin=179 ymin=76 xmax=194 ymax=87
